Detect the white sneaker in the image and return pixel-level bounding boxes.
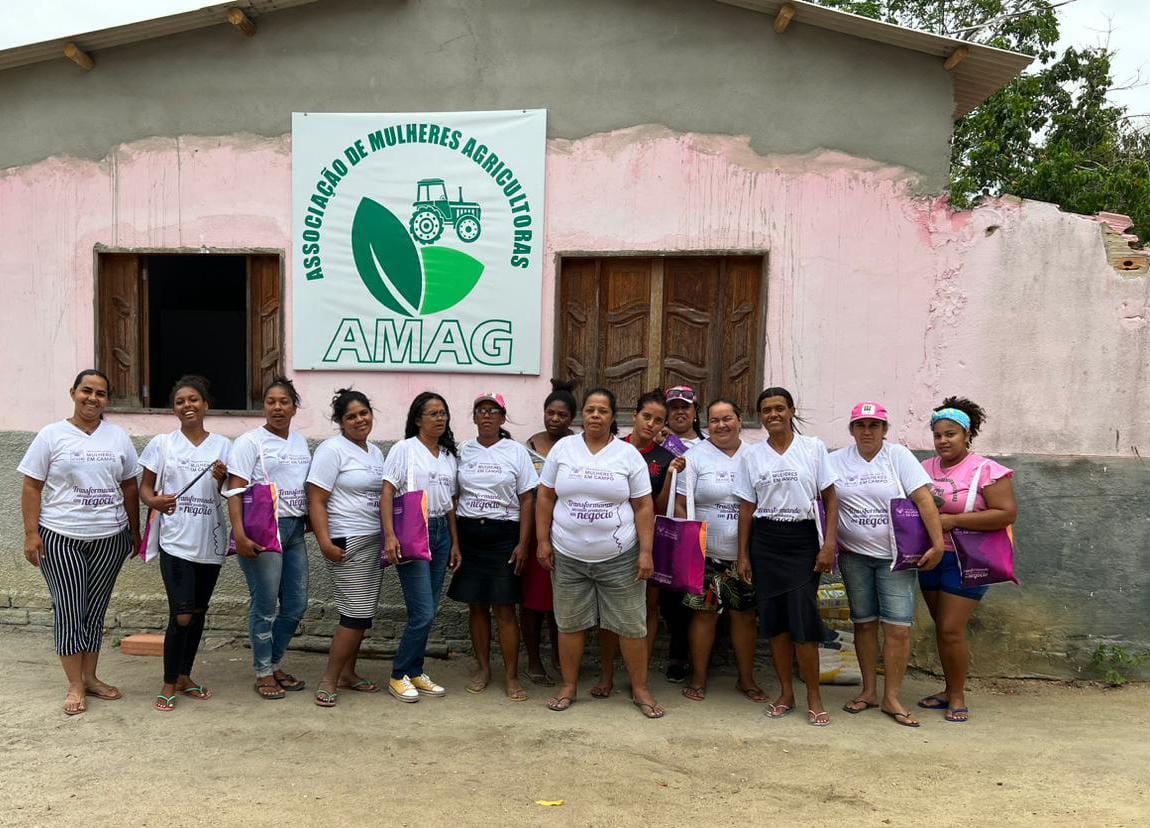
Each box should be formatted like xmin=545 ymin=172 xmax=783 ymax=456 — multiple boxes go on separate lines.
xmin=410 ymin=673 xmax=446 ymax=697
xmin=388 ymin=675 xmax=420 ymax=703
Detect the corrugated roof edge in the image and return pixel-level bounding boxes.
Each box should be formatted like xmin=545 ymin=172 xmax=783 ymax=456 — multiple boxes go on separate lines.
xmin=0 ymin=0 xmax=319 ymax=73
xmin=716 ymin=0 xmax=1034 ymax=119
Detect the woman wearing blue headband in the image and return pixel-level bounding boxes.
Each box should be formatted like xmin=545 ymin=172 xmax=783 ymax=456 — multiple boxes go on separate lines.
xmin=918 ymin=397 xmax=1017 ymax=723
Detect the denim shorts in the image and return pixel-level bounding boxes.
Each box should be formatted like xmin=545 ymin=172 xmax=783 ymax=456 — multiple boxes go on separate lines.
xmin=552 ymin=545 xmax=647 ymax=638
xmin=917 ymin=551 xmax=990 ymax=601
xmin=838 ymin=551 xmax=917 ymax=626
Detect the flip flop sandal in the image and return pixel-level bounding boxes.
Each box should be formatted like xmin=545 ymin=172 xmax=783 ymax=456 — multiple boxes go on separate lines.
xmin=589 ymin=684 xmax=613 ymax=699
xmin=340 ymin=679 xmax=380 ymax=693
xmin=843 ymin=699 xmax=879 ymax=714
xmin=85 ymin=685 xmax=122 ymax=701
xmin=526 ymin=671 xmax=555 ymax=687
xmin=883 ymin=709 xmax=921 ymax=728
xmin=918 ymin=694 xmax=950 ymax=710
xmin=466 ymin=679 xmax=489 ymax=695
xmin=179 ymin=685 xmax=212 ymax=700
xmin=314 ymin=689 xmax=338 ymax=708
xmin=64 ymin=695 xmax=87 ymax=716
xmin=945 ymin=707 xmax=970 ymax=723
xmin=737 ymin=686 xmax=769 ymax=704
xmin=765 ymin=702 xmax=793 ymax=719
xmin=546 ymin=695 xmax=575 ymax=712
xmin=682 ymin=686 xmax=706 ymax=702
xmin=807 ymin=709 xmax=831 ymax=727
xmin=153 ymin=694 xmax=176 ymax=713
xmin=275 ymin=673 xmax=306 ymax=691
xmin=255 ymin=681 xmax=286 ymax=700
xmin=507 ymin=688 xmax=528 ymax=702
xmin=633 ymin=700 xmax=665 ymax=719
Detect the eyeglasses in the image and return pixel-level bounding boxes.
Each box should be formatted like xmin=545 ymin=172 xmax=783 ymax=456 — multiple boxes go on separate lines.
xmin=475 ymin=407 xmax=503 ymax=417
xmin=421 ymin=410 xmax=448 ymax=420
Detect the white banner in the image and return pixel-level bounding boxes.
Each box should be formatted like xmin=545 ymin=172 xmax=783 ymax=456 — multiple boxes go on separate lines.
xmin=291 ymin=110 xmax=545 ymax=374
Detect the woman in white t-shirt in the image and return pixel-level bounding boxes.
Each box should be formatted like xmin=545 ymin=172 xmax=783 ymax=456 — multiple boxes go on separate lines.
xmin=139 ymin=375 xmax=230 ymax=713
xmin=448 ymin=392 xmax=539 ymax=701
xmin=536 ymin=387 xmax=663 ymax=719
xmin=18 ymin=369 xmax=141 ymax=716
xmin=675 ymin=399 xmax=766 ymax=704
xmin=306 ymin=389 xmax=386 ymax=708
xmin=829 ymin=401 xmax=944 ymax=728
xmin=381 ymin=392 xmax=461 ymax=703
xmin=735 ymin=387 xmax=840 ymax=727
xmin=227 ymin=377 xmax=312 ymax=700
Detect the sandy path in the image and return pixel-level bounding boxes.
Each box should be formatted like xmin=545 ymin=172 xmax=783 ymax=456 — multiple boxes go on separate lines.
xmin=1 ymin=628 xmax=1146 ymax=826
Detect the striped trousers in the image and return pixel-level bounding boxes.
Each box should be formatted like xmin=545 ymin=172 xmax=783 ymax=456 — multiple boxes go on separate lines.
xmin=38 ymin=526 xmax=132 ymax=656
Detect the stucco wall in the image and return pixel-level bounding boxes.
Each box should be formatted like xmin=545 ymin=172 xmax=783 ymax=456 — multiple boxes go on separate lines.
xmin=0 ymin=0 xmax=953 ymax=186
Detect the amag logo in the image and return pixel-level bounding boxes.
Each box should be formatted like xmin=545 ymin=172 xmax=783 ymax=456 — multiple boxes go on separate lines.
xmin=351 ymin=190 xmax=484 ymax=317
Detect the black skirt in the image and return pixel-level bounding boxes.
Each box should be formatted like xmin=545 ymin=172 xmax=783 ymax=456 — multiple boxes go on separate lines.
xmin=448 ymin=517 xmax=522 ymax=605
xmin=749 ymin=518 xmax=828 ymax=644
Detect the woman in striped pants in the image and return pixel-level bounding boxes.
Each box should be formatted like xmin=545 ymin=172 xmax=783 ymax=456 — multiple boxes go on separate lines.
xmin=19 ymin=369 xmax=141 ymax=715
xmin=306 ymin=389 xmax=387 ymax=708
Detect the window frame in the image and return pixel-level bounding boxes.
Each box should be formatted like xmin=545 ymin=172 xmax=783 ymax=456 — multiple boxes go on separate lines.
xmin=92 ymin=245 xmax=285 ymax=416
xmin=553 ymin=251 xmax=768 ymax=428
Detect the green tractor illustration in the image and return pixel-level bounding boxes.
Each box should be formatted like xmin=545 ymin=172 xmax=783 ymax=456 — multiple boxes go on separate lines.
xmin=409 ymin=178 xmax=482 ymax=244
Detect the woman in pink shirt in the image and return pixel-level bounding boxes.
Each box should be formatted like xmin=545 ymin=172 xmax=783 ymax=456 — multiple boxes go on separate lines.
xmin=918 ymin=397 xmax=1017 ymax=723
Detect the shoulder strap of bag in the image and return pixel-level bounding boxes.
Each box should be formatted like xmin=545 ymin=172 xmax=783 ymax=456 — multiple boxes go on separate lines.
xmin=664 ymin=466 xmax=695 ymax=521
xmin=964 ymin=460 xmax=991 ymax=513
xmin=406 ymin=443 xmax=417 ymax=493
xmin=884 ymin=445 xmax=907 ymax=499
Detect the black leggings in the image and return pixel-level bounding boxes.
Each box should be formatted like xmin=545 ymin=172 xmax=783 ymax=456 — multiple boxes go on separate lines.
xmin=159 ymin=549 xmax=221 ymax=684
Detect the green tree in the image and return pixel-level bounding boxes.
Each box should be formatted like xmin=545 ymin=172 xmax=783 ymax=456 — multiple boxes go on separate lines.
xmin=816 ymin=0 xmax=1150 ymax=238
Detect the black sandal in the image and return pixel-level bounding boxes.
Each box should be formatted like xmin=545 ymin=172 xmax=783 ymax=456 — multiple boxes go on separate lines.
xmin=275 ymin=673 xmax=306 ymax=691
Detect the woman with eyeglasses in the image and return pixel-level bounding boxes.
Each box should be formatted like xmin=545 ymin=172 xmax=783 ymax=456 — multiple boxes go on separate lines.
xmin=449 ymin=393 xmax=539 ymax=701
xmin=381 ymin=392 xmax=461 ymax=703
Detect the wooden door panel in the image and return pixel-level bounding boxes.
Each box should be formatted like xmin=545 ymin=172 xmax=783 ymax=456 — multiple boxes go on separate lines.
xmin=663 ymin=257 xmax=719 ymax=403
xmin=249 ymin=255 xmax=282 ymax=407
xmin=98 ymin=253 xmax=141 ymax=406
xmin=601 ymin=258 xmax=652 ymax=404
xmin=558 ymin=258 xmax=600 ymax=390
xmin=720 ymin=256 xmax=764 ymax=413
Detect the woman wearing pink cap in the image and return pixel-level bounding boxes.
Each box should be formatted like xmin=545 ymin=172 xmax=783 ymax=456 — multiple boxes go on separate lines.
xmin=917 ymin=397 xmax=1016 ymax=723
xmin=449 ymin=393 xmax=539 ymax=701
xmin=829 ymin=401 xmax=945 ymax=727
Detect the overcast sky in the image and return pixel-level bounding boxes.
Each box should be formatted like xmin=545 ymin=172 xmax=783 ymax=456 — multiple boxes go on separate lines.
xmin=1 ymin=1 xmax=1147 ymax=120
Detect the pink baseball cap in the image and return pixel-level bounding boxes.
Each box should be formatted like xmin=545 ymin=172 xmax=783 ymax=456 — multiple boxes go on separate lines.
xmin=474 ymin=392 xmax=507 ymax=410
xmin=665 ymin=386 xmax=697 ymax=404
xmin=849 ymin=401 xmax=888 ymax=424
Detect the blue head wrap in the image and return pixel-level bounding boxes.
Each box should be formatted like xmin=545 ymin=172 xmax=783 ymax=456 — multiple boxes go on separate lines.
xmin=931 ymin=407 xmax=971 ymax=431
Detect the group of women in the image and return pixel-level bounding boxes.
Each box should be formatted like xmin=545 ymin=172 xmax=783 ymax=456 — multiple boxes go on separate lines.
xmin=20 ymin=370 xmax=1016 ymax=727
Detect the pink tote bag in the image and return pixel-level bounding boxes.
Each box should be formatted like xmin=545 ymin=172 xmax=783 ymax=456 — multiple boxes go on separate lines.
xmin=382 ymin=460 xmax=431 ymax=568
xmin=651 ymin=468 xmax=707 ymax=595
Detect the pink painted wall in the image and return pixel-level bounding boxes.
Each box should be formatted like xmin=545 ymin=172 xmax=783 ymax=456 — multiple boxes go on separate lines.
xmin=1 ymin=127 xmax=1146 ymax=457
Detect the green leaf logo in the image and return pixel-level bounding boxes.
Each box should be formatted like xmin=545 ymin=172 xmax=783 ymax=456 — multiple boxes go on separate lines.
xmin=351 ymin=197 xmax=485 ymax=317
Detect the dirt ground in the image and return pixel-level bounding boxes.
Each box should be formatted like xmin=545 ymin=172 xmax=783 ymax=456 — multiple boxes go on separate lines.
xmin=0 ymin=627 xmax=1146 ymax=827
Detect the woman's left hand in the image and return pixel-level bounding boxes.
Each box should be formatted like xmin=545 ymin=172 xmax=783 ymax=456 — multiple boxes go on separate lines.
xmin=450 ymin=544 xmax=462 ymax=573
xmin=814 ymin=544 xmax=836 ymax=573
xmin=636 ymin=550 xmax=654 ymax=582
xmin=508 ymin=544 xmax=527 ymax=575
xmin=669 ymin=457 xmax=686 ymax=474
xmin=939 ymin=514 xmax=957 ymax=531
xmin=211 ymin=461 xmax=228 ymax=482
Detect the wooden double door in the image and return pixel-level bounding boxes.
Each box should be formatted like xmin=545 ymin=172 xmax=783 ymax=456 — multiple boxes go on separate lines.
xmin=557 ymin=255 xmax=765 ymax=417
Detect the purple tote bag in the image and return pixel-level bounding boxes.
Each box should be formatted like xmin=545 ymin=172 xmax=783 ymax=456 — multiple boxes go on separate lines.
xmin=951 ymin=460 xmax=1017 ymax=588
xmin=651 ymin=468 xmax=707 ymax=595
xmin=888 ymin=498 xmax=933 ymax=571
xmin=382 ymin=461 xmax=431 ymax=568
xmin=225 ymin=445 xmax=283 ymax=555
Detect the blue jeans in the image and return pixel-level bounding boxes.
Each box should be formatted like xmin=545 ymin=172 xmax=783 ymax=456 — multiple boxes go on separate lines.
xmin=238 ymin=516 xmax=309 ymax=677
xmin=838 ymin=550 xmax=917 ymax=626
xmin=392 ymin=515 xmax=451 ymax=679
